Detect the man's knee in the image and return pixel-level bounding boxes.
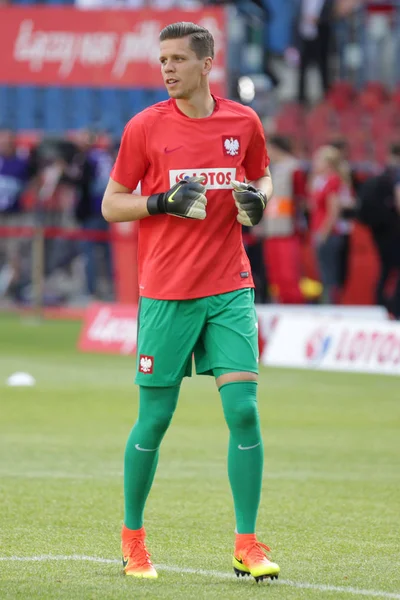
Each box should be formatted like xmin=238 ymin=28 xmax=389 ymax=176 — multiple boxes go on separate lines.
xmin=216 ymin=371 xmax=257 ymax=389
xmin=141 ymin=408 xmax=174 ymax=437
xmin=218 ymin=379 xmax=259 ymax=432
xmin=226 ymin=399 xmax=258 ymax=430
xmin=137 ymin=385 xmax=179 ymax=438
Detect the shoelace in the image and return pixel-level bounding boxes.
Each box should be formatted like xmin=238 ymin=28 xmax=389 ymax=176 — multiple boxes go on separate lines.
xmin=124 ymin=538 xmax=152 ymax=569
xmin=241 ymin=541 xmax=272 ymax=564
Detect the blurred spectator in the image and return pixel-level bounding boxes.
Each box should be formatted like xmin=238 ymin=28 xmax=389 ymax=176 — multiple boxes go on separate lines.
xmin=29 ymin=137 xmax=83 ymax=281
xmin=297 ymin=0 xmax=334 ymax=104
xmin=358 ymin=143 xmax=400 ymax=318
xmin=329 ymin=138 xmax=357 ymax=293
xmin=335 ymin=0 xmax=362 ymax=18
xmin=0 ymin=129 xmax=31 ymax=299
xmin=254 ymin=134 xmax=306 ymax=303
xmin=74 ymin=131 xmax=114 ymax=300
xmin=309 ymin=145 xmax=352 ymax=304
xmin=0 ymin=130 xmax=29 ymax=214
xmin=243 ymin=227 xmax=270 ymax=304
xmin=262 ymin=0 xmax=298 ymax=56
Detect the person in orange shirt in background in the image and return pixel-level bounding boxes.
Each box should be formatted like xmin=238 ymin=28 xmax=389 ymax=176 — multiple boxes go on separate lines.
xmin=256 ymin=135 xmax=306 ymax=304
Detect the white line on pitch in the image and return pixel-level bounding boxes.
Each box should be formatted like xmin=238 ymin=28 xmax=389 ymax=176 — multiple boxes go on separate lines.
xmin=0 ymin=469 xmax=397 ymax=482
xmin=0 ymin=555 xmax=399 ymax=599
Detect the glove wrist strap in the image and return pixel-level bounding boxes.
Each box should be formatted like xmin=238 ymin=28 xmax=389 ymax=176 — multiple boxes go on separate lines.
xmin=259 ymin=190 xmax=267 ymax=207
xmin=147 ymin=193 xmax=166 ymax=215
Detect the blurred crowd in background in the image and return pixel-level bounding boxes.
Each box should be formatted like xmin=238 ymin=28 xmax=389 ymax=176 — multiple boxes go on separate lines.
xmin=1 ymin=0 xmax=400 ymax=317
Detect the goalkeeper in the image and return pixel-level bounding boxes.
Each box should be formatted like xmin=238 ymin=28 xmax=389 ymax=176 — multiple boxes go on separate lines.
xmin=102 ymin=21 xmax=277 ymax=583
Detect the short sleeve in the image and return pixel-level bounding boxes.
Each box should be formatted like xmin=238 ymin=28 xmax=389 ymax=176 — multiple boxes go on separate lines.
xmin=242 ymin=112 xmax=270 ymax=181
xmin=110 ymin=116 xmax=149 ymax=190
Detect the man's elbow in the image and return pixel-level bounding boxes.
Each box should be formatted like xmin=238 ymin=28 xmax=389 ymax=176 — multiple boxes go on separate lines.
xmin=101 ymin=197 xmax=115 ymax=223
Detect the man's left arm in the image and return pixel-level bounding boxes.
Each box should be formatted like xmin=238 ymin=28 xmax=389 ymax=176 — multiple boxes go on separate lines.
xmin=247 ymin=166 xmax=274 ymax=203
xmin=231 ymin=167 xmax=273 ymax=227
xmin=234 ymin=112 xmax=273 ymax=226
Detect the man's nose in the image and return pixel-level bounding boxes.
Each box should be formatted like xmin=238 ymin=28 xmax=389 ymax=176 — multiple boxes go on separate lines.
xmin=164 ymin=60 xmax=175 ymax=72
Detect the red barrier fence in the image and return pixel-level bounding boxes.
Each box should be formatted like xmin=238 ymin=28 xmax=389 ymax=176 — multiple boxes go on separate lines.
xmin=0 ymin=221 xmax=139 ymax=306
xmin=0 ymin=226 xmax=109 ymax=241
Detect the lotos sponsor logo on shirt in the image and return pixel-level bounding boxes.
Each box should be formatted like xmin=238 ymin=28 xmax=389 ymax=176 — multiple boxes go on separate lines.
xmin=169 ymin=168 xmax=236 ymax=190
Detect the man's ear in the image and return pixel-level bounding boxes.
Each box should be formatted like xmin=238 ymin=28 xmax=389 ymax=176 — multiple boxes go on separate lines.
xmin=202 ymin=57 xmax=213 ymax=76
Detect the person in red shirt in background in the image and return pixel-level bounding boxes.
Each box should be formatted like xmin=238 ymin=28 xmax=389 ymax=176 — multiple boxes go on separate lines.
xmin=329 ymin=138 xmax=358 ymax=294
xmin=255 ymin=135 xmax=306 ymax=303
xmin=309 ymin=145 xmax=352 ymax=304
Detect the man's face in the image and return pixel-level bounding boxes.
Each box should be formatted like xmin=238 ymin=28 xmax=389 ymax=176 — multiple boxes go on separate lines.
xmin=159 ymin=36 xmax=211 ymax=100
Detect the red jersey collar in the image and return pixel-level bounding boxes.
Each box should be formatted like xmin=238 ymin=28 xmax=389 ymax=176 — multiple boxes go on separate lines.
xmin=171 ymin=95 xmax=220 ymax=120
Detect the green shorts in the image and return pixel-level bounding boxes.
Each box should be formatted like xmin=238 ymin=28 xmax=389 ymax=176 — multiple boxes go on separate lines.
xmin=135 ymin=288 xmax=258 ymax=387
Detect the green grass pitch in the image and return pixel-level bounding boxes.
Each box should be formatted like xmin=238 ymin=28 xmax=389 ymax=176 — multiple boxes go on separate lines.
xmin=0 ymin=314 xmax=399 ymax=600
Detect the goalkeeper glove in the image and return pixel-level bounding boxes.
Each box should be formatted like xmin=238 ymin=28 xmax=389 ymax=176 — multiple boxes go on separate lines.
xmin=147 ymin=176 xmax=207 ymax=220
xmin=231 ymin=180 xmax=267 ymax=226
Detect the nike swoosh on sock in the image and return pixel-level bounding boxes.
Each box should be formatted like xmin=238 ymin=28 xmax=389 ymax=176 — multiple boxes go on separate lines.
xmin=238 ymin=442 xmax=261 ymax=451
xmin=135 ymin=444 xmax=158 ymax=452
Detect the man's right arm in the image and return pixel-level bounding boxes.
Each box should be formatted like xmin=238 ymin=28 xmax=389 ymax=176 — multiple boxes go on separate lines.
xmin=101 ymin=178 xmax=150 ymax=223
xmin=102 ymin=176 xmax=208 ymax=223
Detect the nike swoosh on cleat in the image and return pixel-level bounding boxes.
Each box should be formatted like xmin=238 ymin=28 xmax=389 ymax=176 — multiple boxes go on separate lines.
xmin=135 ymin=444 xmax=158 ymax=452
xmin=164 ymin=146 xmax=183 ymax=154
xmin=238 ymin=443 xmax=261 ymax=451
xmin=122 ymin=557 xmax=129 ymax=568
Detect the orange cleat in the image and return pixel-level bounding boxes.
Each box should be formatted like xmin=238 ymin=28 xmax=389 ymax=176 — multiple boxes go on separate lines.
xmin=233 ymin=535 xmax=280 ymax=582
xmin=121 ymin=525 xmax=158 ymax=578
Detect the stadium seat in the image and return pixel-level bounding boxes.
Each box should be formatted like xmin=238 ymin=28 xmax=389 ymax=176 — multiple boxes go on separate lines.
xmin=359 ymin=83 xmax=389 ymax=113
xmin=148 ymin=89 xmax=169 ymax=105
xmin=41 ymin=87 xmax=69 ymax=132
xmin=127 ymin=89 xmax=165 ymax=118
xmin=14 ymin=87 xmax=38 ymax=130
xmin=120 ymin=89 xmax=147 ymax=123
xmin=0 ymin=86 xmax=8 ymax=127
xmin=68 ymin=88 xmax=95 ymax=130
xmin=336 ymin=108 xmax=363 ymax=135
xmin=98 ymin=89 xmax=125 ymax=136
xmin=0 ymin=86 xmax=16 ymax=129
xmin=327 ymin=81 xmax=357 ymax=112
xmin=391 ymin=85 xmax=400 ymax=111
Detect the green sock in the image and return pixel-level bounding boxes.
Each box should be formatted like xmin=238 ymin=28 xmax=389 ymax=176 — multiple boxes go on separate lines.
xmin=124 ymin=385 xmax=180 ymax=530
xmin=220 ymin=381 xmax=263 ymax=534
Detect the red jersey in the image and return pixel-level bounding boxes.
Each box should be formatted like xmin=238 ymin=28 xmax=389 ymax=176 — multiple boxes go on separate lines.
xmin=111 ymin=96 xmax=269 ymax=300
xmin=309 ymin=173 xmax=343 ymax=234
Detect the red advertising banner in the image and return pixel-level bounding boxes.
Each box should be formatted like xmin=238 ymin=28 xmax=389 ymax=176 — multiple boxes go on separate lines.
xmin=78 ymin=302 xmax=137 ymax=355
xmin=0 ymin=7 xmax=226 ymax=93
